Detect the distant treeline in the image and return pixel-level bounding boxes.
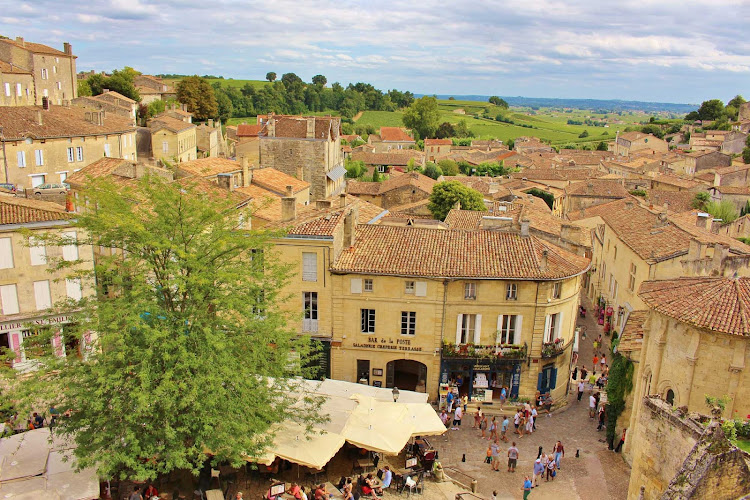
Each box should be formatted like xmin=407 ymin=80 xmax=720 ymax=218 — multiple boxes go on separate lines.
xmin=425 ymin=94 xmax=696 ymax=113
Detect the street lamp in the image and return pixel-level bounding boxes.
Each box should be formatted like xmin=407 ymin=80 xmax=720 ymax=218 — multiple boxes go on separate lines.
xmin=392 ymin=387 xmax=400 ymax=403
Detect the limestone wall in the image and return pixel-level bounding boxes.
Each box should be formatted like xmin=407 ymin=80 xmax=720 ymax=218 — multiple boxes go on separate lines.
xmin=627 ymin=398 xmax=703 ymax=499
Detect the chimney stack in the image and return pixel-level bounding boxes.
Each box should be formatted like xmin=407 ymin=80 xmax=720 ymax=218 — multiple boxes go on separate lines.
xmin=285 ymin=185 xmax=294 ymax=197
xmin=208 ymin=119 xmax=214 ymax=128
xmin=240 ymin=155 xmax=250 ymax=187
xmin=520 ymin=219 xmax=530 ymax=237
xmin=339 ymin=192 xmax=347 ymax=208
xmin=217 ymin=173 xmax=234 ymax=191
xmin=306 ymin=117 xmax=316 ymax=139
xmin=281 ymin=192 xmax=296 ymax=222
xmin=36 ymin=109 xmax=43 ymax=126
xmin=540 ymin=249 xmax=548 ymax=272
xmin=63 ymin=42 xmax=72 ymax=55
xmin=696 ymin=212 xmax=710 ymax=229
xmin=15 ymin=37 xmax=24 ymax=47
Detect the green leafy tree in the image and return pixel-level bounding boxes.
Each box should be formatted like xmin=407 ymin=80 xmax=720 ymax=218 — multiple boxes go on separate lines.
xmin=311 ymin=74 xmax=327 ymax=86
xmin=454 ymin=119 xmax=475 ymax=138
xmin=266 ymin=72 xmax=277 ymax=82
xmin=743 ymin=135 xmax=750 ymax=164
xmin=741 ymin=200 xmax=750 ymax=217
xmin=605 ymin=353 xmax=634 ymax=444
xmin=176 ymin=76 xmax=219 ymax=120
xmin=437 ymin=159 xmax=459 ymax=176
xmin=215 ymin=90 xmax=233 ymax=123
xmin=705 ymin=200 xmax=739 ymax=223
xmin=579 ymin=130 xmax=589 ymax=138
xmin=423 ymin=162 xmax=443 ymax=180
xmin=488 ymin=96 xmax=509 ymax=108
xmin=692 ymin=191 xmax=710 ymax=210
xmin=526 ymin=188 xmax=555 ymax=209
xmin=0 ymin=176 xmax=320 ymax=481
xmin=435 ymin=122 xmax=456 ymax=139
xmin=597 ymin=141 xmax=608 ymax=151
xmin=345 ymin=159 xmax=367 ymax=179
xmin=371 ymin=169 xmax=383 ymax=183
xmin=77 ymin=79 xmax=92 ymax=97
xmin=506 ymin=138 xmax=515 ymax=151
xmin=697 ymin=99 xmax=726 ymax=121
xmin=428 ymin=181 xmax=485 ymax=220
xmin=402 ymin=96 xmax=440 ymax=140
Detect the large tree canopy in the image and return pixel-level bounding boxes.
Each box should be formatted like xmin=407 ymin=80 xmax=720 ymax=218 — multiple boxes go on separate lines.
xmin=1 ymin=176 xmax=320 ymax=481
xmin=176 ymin=76 xmax=219 ymax=120
xmin=402 ymin=96 xmax=441 ymax=140
xmin=428 ymin=181 xmax=485 ymax=220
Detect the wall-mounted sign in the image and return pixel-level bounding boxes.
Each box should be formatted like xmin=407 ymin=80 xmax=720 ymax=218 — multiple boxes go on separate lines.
xmin=352 ymin=336 xmax=423 ymax=352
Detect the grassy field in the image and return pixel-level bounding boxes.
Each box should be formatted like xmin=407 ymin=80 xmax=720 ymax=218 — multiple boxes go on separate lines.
xmin=739 ymin=440 xmax=750 ymax=454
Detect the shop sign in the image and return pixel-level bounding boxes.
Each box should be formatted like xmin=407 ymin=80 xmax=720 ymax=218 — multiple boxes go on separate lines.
xmin=474 ymin=364 xmax=490 ymax=371
xmin=352 ymin=336 xmax=423 ymax=352
xmin=0 ymin=315 xmax=73 ymax=332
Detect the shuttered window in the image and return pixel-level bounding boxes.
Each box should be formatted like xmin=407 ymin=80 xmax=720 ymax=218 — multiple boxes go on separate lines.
xmin=17 ymin=151 xmax=26 ymax=167
xmin=35 ymin=149 xmax=44 ymax=166
xmin=66 ymin=278 xmax=82 ymax=301
xmin=0 ymin=284 xmax=19 ymax=314
xmin=415 ymin=281 xmax=427 ymax=297
xmin=302 ymin=252 xmax=317 ymax=281
xmin=0 ymin=237 xmax=13 ymax=269
xmin=29 ymin=237 xmax=47 ymax=266
xmin=33 ymin=280 xmax=52 ymax=310
xmin=351 ymin=278 xmax=362 ymax=294
xmin=62 ymin=231 xmax=78 ymax=261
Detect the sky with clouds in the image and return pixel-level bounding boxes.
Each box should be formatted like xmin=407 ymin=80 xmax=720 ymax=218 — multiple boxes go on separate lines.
xmin=2 ymin=0 xmax=749 ymax=104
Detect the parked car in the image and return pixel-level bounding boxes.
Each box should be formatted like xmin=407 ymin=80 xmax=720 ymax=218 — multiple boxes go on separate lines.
xmin=33 ymin=183 xmax=69 ymax=197
xmin=0 ymin=183 xmax=16 ymax=193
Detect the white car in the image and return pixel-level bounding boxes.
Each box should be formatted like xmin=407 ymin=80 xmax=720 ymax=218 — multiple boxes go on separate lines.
xmin=33 ymin=183 xmax=69 ymax=197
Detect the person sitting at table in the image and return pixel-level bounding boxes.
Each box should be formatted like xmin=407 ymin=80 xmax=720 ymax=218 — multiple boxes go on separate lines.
xmin=364 ymin=473 xmax=383 ymax=497
xmin=288 ymin=483 xmax=303 ymax=500
xmin=315 ymin=483 xmax=333 ymax=500
xmin=381 ymin=466 xmax=392 ymax=489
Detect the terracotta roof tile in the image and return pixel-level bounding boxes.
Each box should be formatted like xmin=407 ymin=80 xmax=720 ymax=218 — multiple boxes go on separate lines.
xmin=237 ymin=124 xmax=263 ymax=137
xmin=351 ymin=150 xmax=424 ymax=167
xmin=0 ymin=39 xmax=70 ymax=57
xmin=178 ymin=158 xmax=240 ymax=177
xmin=266 ymin=115 xmax=339 ymax=140
xmin=149 ymin=116 xmax=195 ymax=133
xmin=565 ymin=179 xmax=630 ymax=198
xmin=424 ymin=139 xmax=452 ymax=146
xmin=618 ymin=310 xmax=649 ymax=352
xmin=0 ymin=61 xmax=31 ymax=74
xmin=379 ymin=127 xmax=414 ymax=142
xmin=0 ymin=105 xmax=135 ymax=140
xmin=65 ymin=158 xmax=138 ymax=188
xmin=332 ymin=225 xmax=590 ymax=279
xmin=642 ymin=190 xmax=696 ymax=213
xmin=347 ymin=172 xmax=435 ymax=196
xmin=0 ymin=196 xmax=70 ymax=225
xmin=639 ymin=277 xmax=750 ymax=336
xmin=252 ymin=167 xmax=309 ymax=195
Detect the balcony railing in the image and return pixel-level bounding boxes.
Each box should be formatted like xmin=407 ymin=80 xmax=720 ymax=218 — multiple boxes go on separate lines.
xmin=442 ymin=341 xmax=527 ymax=361
xmin=541 ymin=337 xmax=569 ymax=358
xmin=302 ymin=319 xmax=319 ymax=333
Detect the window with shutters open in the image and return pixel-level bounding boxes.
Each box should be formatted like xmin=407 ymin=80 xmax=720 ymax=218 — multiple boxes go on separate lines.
xmin=456 ymin=314 xmax=480 ymax=344
xmin=67 ymin=147 xmax=75 ymax=163
xmin=76 ymin=147 xmax=83 ymax=162
xmin=62 ymin=231 xmax=78 ymax=261
xmin=0 ymin=284 xmax=19 ymax=315
xmin=17 ymin=151 xmax=26 ymax=168
xmin=361 ymin=309 xmax=375 ymax=333
xmin=303 ymin=291 xmax=318 ymax=332
xmin=35 ymin=149 xmax=44 ymax=166
xmin=33 ymin=280 xmax=52 ymax=310
xmin=302 ymin=252 xmax=317 ymax=281
xmin=498 ymin=315 xmax=521 ymax=344
xmin=0 ymin=237 xmax=13 ymax=269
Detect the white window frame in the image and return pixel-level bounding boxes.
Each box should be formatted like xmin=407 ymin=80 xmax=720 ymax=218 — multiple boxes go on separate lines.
xmin=41 ymin=68 xmax=48 ymax=80
xmin=67 ymin=147 xmax=75 ymax=163
xmin=162 ymin=141 xmax=169 ymax=153
xmin=361 ymin=308 xmax=376 ymax=333
xmin=506 ymin=283 xmax=518 ymax=300
xmin=456 ymin=313 xmax=481 ymax=344
xmin=103 ymin=143 xmax=111 ymax=157
xmin=401 ymin=311 xmax=416 ymax=336
xmin=351 ymin=278 xmax=363 ymax=294
xmin=544 ymin=312 xmax=562 ymax=343
xmin=16 ymin=83 xmax=22 ymax=96
xmin=17 ymin=151 xmax=26 ymax=168
xmin=302 ymin=252 xmax=317 ymax=282
xmin=415 ymin=281 xmax=427 ymax=297
xmin=76 ymin=146 xmax=84 ymax=162
xmin=3 ymin=82 xmax=9 ymax=97
xmin=629 ymin=263 xmax=637 ymax=291
xmin=302 ymin=291 xmax=318 ymax=332
xmin=0 ymin=284 xmax=20 ymax=315
xmin=35 ymin=149 xmax=44 ymax=166
xmin=31 ymin=174 xmax=46 ymax=187
xmin=364 ymin=279 xmax=373 ymax=292
xmin=552 ymin=282 xmax=561 ymax=299
xmin=464 ymin=282 xmax=476 ymax=300
xmin=497 ymin=314 xmax=522 ymax=345
xmin=404 ymin=281 xmax=415 ymax=294
xmin=62 ymin=230 xmax=79 ymax=261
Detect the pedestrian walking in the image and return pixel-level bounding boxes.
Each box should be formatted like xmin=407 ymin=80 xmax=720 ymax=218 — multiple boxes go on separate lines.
xmin=480 ymin=415 xmax=488 ymax=439
xmin=500 ymin=415 xmax=510 ymax=442
xmin=589 ymin=394 xmax=596 ymax=418
xmin=581 ymin=366 xmax=588 ymax=380
xmin=615 ymin=428 xmax=626 ymax=453
xmin=532 ymin=458 xmax=544 ymax=487
xmin=525 ymin=413 xmax=534 ymax=435
xmin=553 ymin=441 xmax=564 ymax=470
xmin=577 ymin=380 xmax=584 ymax=402
xmin=446 ymin=391 xmax=455 ymax=413
xmin=462 ymin=394 xmax=468 ymax=412
xmin=546 ymin=457 xmax=556 ymax=481
xmin=508 ymin=442 xmax=519 ymax=472
xmin=452 ymin=405 xmax=463 ymax=430
xmin=485 ymin=444 xmax=493 ymax=464
xmin=531 ymin=407 xmax=538 ymax=431
xmin=489 ymin=416 xmax=497 ymax=441
xmin=600 ymin=354 xmax=606 ymax=369
xmin=597 ymin=404 xmax=606 ymax=431
xmin=516 ymin=412 xmax=526 ymax=438
xmin=572 ymin=366 xmax=578 ymax=381
xmin=523 ymin=476 xmax=532 ymax=499
xmin=473 ymin=405 xmax=482 ymax=428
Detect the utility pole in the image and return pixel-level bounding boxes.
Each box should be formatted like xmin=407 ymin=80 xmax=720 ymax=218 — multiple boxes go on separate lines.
xmin=0 ymin=126 xmax=8 ymax=184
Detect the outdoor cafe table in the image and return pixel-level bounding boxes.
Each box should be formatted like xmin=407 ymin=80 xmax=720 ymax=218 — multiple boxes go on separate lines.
xmin=324 ymin=482 xmax=345 ymax=500
xmin=356 ymin=458 xmax=375 ymax=472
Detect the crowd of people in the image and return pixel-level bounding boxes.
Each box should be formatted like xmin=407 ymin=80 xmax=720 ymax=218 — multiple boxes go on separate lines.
xmin=1 ymin=407 xmax=68 ymax=437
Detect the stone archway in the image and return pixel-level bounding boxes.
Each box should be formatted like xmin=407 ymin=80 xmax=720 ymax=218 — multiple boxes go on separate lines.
xmin=386 ymin=359 xmax=427 ymax=393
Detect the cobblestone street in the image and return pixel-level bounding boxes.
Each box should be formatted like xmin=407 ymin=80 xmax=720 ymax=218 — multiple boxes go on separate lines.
xmin=431 ymin=295 xmax=631 ymax=499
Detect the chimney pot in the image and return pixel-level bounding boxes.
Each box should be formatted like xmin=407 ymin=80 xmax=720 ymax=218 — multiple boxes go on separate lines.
xmin=540 ymin=249 xmax=548 ymax=271
xmin=696 ymin=212 xmax=709 ymax=229
xmin=281 ymin=196 xmax=296 ymax=222
xmin=285 ymin=185 xmax=294 ymax=197
xmin=63 ymin=42 xmax=72 ymax=55
xmin=520 ymin=219 xmax=530 ymax=237
xmin=339 ymin=192 xmax=347 ymax=208
xmin=36 ymin=109 xmax=43 ymax=126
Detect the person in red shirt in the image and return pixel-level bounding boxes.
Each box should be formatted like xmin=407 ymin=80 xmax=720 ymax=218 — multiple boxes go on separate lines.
xmin=144 ymin=485 xmax=158 ymax=499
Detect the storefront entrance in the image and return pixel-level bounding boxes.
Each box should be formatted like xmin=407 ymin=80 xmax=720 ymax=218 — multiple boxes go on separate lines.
xmin=386 ymin=359 xmax=427 ymax=393
xmin=441 ymin=359 xmax=523 ymax=402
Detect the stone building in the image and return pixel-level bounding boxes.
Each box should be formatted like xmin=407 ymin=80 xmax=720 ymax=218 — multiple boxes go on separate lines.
xmin=0 ymin=61 xmax=34 ymax=107
xmin=682 ymin=150 xmax=732 ymax=175
xmin=346 ymin=172 xmax=435 ymax=209
xmin=367 ymin=127 xmax=416 ymax=153
xmin=0 ymin=196 xmax=94 ymax=370
xmin=424 ymin=138 xmax=452 ymax=162
xmin=134 ymin=75 xmax=177 ymax=104
xmin=148 ymin=115 xmax=197 ymax=163
xmin=0 ymin=105 xmax=137 ymax=189
xmin=259 ymin=114 xmax=345 ymax=201
xmin=195 ymin=119 xmax=225 ymax=158
xmin=71 ymin=90 xmax=137 ymax=124
xmin=328 ymin=224 xmax=589 ymax=400
xmin=562 ymin=179 xmax=630 ymax=216
xmin=0 ymin=37 xmax=77 ymax=106
xmin=570 ymin=199 xmax=750 ymax=335
xmin=613 ymin=131 xmax=668 ymax=157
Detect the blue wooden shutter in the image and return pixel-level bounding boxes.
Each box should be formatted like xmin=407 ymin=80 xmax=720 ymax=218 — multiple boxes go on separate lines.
xmin=537 ymin=372 xmax=543 ymax=391
xmin=550 ymin=368 xmax=558 ymax=390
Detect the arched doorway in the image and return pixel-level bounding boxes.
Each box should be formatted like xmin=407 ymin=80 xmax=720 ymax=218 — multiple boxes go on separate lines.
xmin=386 ymin=359 xmax=427 ymax=393
xmin=665 ymin=389 xmax=675 ymax=406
